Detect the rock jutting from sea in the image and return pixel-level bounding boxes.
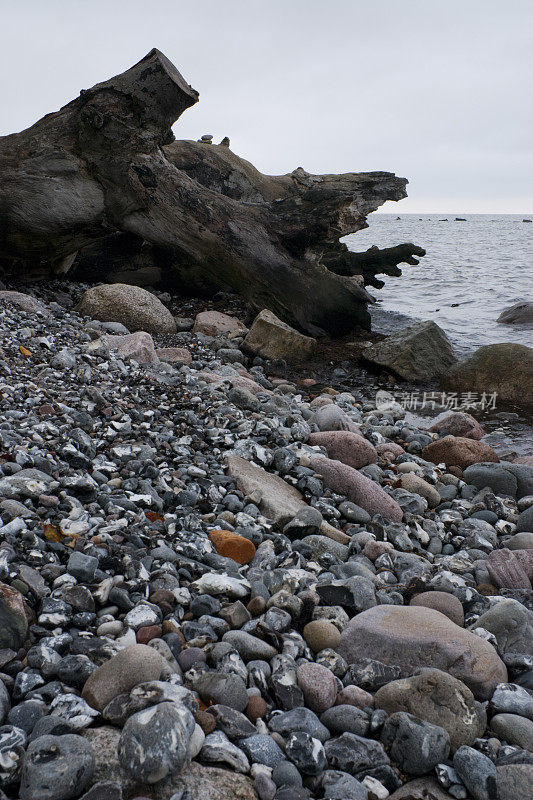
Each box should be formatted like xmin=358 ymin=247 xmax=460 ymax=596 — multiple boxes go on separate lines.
xmin=0 ymin=280 xmax=531 ymax=800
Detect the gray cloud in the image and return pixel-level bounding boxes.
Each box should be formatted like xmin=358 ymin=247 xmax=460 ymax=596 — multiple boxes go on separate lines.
xmin=1 ymin=0 xmax=531 ymax=212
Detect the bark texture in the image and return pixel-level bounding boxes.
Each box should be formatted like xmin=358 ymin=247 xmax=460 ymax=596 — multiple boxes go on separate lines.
xmin=0 ymin=48 xmax=424 ymax=335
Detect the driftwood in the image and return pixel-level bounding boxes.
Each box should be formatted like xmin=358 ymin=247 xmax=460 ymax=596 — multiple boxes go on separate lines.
xmin=0 ymin=49 xmax=424 ymax=335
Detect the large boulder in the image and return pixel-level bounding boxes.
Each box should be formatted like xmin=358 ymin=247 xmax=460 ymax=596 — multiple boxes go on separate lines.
xmin=422 ymin=435 xmax=499 ymax=470
xmin=441 ymin=343 xmax=533 ymax=408
xmin=0 ymin=290 xmax=48 ymax=315
xmin=428 ymin=411 xmax=484 ymax=441
xmin=225 ymin=453 xmax=306 ymax=525
xmin=193 ymin=310 xmax=245 ymax=337
xmin=89 ymin=332 xmax=159 ymax=365
xmin=75 ymin=283 xmax=176 ymax=334
xmin=309 ymin=455 xmax=403 ymax=521
xmin=362 ymin=321 xmax=457 ymax=382
xmin=336 ymin=605 xmax=507 ymax=700
xmin=374 ymin=668 xmax=486 ymax=751
xmin=497 ymin=301 xmax=533 ymax=325
xmin=242 ymin=309 xmax=316 ymax=363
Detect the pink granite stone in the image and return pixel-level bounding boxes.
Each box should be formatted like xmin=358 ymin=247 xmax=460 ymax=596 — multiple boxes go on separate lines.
xmin=297 ymin=662 xmax=337 ymax=714
xmin=428 ymin=411 xmax=485 ymax=441
xmin=309 ymin=431 xmax=378 ymax=469
xmin=309 ymin=455 xmax=403 ymax=522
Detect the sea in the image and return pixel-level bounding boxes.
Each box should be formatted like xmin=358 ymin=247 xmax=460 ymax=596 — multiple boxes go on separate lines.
xmin=343 ymin=214 xmax=533 ymax=457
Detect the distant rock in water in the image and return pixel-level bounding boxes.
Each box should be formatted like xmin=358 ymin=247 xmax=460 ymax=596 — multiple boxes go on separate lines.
xmin=497 ymin=301 xmax=533 ymax=325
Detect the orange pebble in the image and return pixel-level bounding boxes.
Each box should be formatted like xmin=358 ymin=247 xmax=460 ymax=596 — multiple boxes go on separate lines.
xmin=208 ymin=529 xmax=256 ymax=565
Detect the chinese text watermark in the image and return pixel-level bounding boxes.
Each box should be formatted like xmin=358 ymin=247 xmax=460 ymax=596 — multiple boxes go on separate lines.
xmin=376 ymin=390 xmax=497 ymax=413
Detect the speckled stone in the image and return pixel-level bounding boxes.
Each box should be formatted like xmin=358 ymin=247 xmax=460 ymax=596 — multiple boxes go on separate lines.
xmin=303 ymin=620 xmax=342 ymax=653
xmin=296 ymin=662 xmax=337 ymax=714
xmin=410 ymin=591 xmax=465 ymax=627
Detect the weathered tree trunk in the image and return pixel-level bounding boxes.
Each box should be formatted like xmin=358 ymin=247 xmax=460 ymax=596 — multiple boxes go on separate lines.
xmin=0 ymin=49 xmax=424 ymax=335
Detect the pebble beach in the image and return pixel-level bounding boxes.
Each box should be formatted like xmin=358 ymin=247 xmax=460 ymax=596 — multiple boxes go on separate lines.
xmin=0 ymin=280 xmax=532 ymax=800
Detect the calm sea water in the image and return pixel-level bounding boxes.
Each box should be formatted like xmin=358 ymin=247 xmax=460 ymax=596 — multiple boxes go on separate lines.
xmin=344 ymin=214 xmax=533 ymax=456
xmin=344 ymin=214 xmax=533 ymax=356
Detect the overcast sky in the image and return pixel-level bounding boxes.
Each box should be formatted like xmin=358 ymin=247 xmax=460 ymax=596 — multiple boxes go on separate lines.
xmin=1 ymin=0 xmax=531 ymax=213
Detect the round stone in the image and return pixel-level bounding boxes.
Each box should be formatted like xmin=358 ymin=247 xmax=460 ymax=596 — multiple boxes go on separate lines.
xmin=75 ymin=284 xmax=176 ymax=335
xmin=307 ymin=431 xmax=378 ymax=469
xmin=422 ymin=436 xmax=499 ymax=470
xmin=453 ymin=745 xmax=498 ymax=800
xmin=303 ymin=620 xmax=342 ymax=653
xmin=336 ymin=685 xmax=374 ymax=709
xmin=296 ymin=662 xmax=337 ymax=714
xmin=246 ymin=695 xmax=268 ymax=722
xmin=208 ymin=529 xmax=256 ymax=565
xmin=320 ymin=704 xmax=369 ymax=737
xmin=247 ymin=597 xmax=267 ymax=616
xmin=271 ymin=760 xmax=303 ymax=787
xmin=178 ymin=647 xmax=206 ymax=671
xmin=507 ymin=532 xmax=533 ymax=550
xmin=240 ymin=734 xmax=285 ymax=768
xmin=82 ymin=644 xmax=163 ymax=712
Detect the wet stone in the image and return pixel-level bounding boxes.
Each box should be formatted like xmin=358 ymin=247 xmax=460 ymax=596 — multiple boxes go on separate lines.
xmin=118 ymin=701 xmax=195 ymax=783
xmin=380 ymin=711 xmax=451 ymax=775
xmin=19 ymin=734 xmax=94 ymax=800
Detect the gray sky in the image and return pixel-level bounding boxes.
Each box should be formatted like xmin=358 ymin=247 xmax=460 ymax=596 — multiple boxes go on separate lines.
xmin=1 ymin=0 xmax=531 ymax=213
